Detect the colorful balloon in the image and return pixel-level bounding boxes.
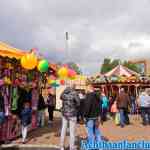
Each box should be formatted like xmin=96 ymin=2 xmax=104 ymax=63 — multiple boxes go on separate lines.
xmin=21 ymin=52 xmax=37 ymax=70
xmin=69 ymin=76 xmax=77 ymax=80
xmin=58 ymin=67 xmax=68 ymax=79
xmin=48 ymin=78 xmax=52 ymax=84
xmin=68 ymin=69 xmax=77 ymax=79
xmin=60 ymin=79 xmax=65 ymax=85
xmin=51 ymin=80 xmax=60 ymax=87
xmin=38 ymin=59 xmax=49 ymax=73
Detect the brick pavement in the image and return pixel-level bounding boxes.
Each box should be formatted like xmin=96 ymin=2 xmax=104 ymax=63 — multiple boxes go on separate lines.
xmin=2 ymin=112 xmax=150 ymax=149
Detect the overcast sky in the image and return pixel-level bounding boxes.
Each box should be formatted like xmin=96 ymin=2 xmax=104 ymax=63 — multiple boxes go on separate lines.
xmin=0 ymin=0 xmax=150 ymax=75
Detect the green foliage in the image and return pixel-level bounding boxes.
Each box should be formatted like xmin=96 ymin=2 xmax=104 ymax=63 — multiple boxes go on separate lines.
xmin=67 ymin=62 xmax=82 ymax=74
xmin=101 ymin=58 xmax=141 ymax=74
xmin=123 ymin=61 xmax=142 ymax=73
xmin=101 ymin=58 xmax=120 ymax=73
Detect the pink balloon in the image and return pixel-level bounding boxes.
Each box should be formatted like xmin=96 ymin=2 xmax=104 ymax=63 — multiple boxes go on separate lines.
xmin=68 ymin=69 xmax=76 ymax=77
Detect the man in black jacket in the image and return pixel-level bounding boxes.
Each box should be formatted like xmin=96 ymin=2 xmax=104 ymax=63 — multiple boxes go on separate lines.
xmin=83 ymin=84 xmax=102 ymax=143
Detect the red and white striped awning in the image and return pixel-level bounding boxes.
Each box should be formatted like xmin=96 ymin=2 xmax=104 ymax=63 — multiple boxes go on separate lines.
xmin=104 ymin=65 xmax=139 ymax=77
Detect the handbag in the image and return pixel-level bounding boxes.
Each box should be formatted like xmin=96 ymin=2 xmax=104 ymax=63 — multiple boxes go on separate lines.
xmin=115 ymin=112 xmax=120 ymax=125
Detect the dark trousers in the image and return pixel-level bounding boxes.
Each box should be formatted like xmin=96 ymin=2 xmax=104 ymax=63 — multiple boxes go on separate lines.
xmin=140 ymin=107 xmax=150 ymax=125
xmin=119 ymin=108 xmax=129 ymax=127
xmin=48 ymin=106 xmax=55 ymax=121
xmin=101 ymin=108 xmax=108 ymax=122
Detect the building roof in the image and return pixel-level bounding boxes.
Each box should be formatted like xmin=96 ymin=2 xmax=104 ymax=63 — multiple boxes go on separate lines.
xmin=104 ymin=65 xmax=139 ymax=77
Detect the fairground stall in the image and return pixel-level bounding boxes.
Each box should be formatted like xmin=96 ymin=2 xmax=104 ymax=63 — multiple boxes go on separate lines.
xmin=0 ymin=42 xmax=56 ymax=142
xmin=88 ymin=65 xmax=150 ymax=98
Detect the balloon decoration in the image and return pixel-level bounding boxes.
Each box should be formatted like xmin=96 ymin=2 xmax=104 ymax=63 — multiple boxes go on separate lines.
xmin=21 ymin=52 xmax=37 ymax=70
xmin=51 ymin=80 xmax=60 ymax=88
xmin=37 ymin=59 xmax=49 ymax=73
xmin=78 ymin=75 xmax=86 ymax=80
xmin=68 ymin=69 xmax=77 ymax=79
xmin=58 ymin=67 xmax=68 ymax=79
xmin=48 ymin=78 xmax=52 ymax=85
xmin=60 ymin=79 xmax=65 ymax=85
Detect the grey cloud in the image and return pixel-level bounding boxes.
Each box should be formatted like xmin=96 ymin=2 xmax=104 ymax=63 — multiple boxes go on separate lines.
xmin=0 ymin=0 xmax=150 ymax=74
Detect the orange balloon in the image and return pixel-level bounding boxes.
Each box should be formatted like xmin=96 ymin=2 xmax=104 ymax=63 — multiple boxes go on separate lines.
xmin=21 ymin=52 xmax=37 ymax=70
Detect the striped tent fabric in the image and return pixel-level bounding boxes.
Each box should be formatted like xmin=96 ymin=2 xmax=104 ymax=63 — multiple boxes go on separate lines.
xmin=104 ymin=65 xmax=139 ymax=77
xmin=0 ymin=42 xmax=27 ymax=59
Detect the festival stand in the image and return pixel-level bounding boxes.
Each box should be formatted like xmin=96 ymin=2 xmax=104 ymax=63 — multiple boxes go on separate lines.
xmin=89 ymin=65 xmax=150 ymax=97
xmin=0 ymin=43 xmax=54 ymax=142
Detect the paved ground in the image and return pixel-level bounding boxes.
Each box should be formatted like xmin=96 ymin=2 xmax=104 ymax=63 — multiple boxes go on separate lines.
xmin=1 ymin=112 xmax=150 ymax=149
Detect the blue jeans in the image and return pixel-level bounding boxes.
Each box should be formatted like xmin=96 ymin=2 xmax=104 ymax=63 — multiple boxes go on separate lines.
xmin=119 ymin=109 xmax=129 ymax=127
xmin=86 ymin=119 xmax=102 ymax=143
xmin=131 ymin=103 xmax=136 ymax=114
xmin=0 ymin=112 xmax=5 ymax=125
xmin=119 ymin=109 xmax=125 ymax=126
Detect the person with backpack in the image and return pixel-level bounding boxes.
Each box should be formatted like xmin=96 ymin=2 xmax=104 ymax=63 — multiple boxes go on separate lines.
xmin=100 ymin=92 xmax=109 ymax=124
xmin=60 ymin=84 xmax=80 ymax=150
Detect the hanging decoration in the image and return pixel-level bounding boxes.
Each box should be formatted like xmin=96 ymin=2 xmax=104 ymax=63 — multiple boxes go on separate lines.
xmin=68 ymin=69 xmax=77 ymax=79
xmin=58 ymin=67 xmax=68 ymax=79
xmin=37 ymin=59 xmax=49 ymax=73
xmin=21 ymin=52 xmax=37 ymax=70
xmin=60 ymin=79 xmax=65 ymax=85
xmin=0 ymin=79 xmax=4 ymax=86
xmin=4 ymin=77 xmax=12 ymax=85
xmin=51 ymin=80 xmax=60 ymax=88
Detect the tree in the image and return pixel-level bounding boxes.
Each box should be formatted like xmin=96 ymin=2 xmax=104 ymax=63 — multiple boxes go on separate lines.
xmin=101 ymin=58 xmax=119 ymax=73
xmin=100 ymin=58 xmax=142 ymax=74
xmin=123 ymin=61 xmax=142 ymax=73
xmin=67 ymin=62 xmax=82 ymax=74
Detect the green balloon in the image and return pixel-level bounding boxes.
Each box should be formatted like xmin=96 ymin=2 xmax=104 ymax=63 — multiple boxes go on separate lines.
xmin=51 ymin=80 xmax=60 ymax=87
xmin=38 ymin=60 xmax=49 ymax=72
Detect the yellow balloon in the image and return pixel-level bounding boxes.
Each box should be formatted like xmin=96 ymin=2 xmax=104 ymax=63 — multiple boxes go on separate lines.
xmin=58 ymin=67 xmax=68 ymax=79
xmin=69 ymin=75 xmax=77 ymax=80
xmin=48 ymin=79 xmax=52 ymax=84
xmin=21 ymin=52 xmax=37 ymax=70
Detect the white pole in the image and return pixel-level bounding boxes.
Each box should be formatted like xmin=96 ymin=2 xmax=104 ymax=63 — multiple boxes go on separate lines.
xmin=65 ymin=32 xmax=69 ymax=86
xmin=65 ymin=32 xmax=69 ymax=63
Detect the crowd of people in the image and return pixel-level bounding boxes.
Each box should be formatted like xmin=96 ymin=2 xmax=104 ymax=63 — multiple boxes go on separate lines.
xmin=59 ymin=84 xmax=150 ymax=150
xmin=2 ymin=83 xmax=150 ymax=149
